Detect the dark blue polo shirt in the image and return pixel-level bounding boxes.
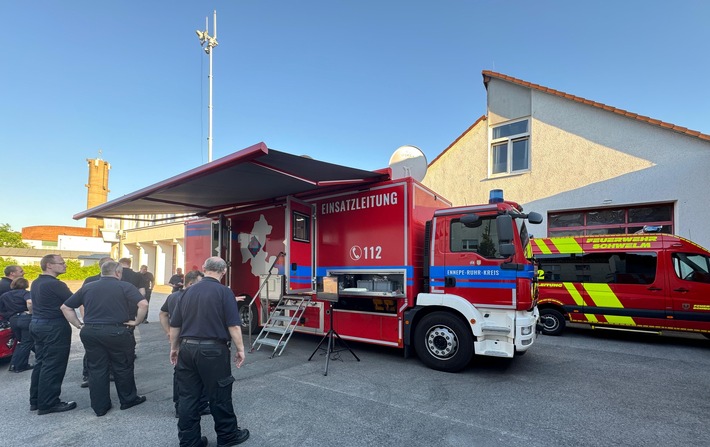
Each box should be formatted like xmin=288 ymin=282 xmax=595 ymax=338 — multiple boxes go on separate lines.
xmin=170 ymin=277 xmax=241 ymax=342
xmin=82 ymin=274 xmax=100 ymax=286
xmin=0 ymin=289 xmax=30 ymax=319
xmin=31 ymin=274 xmax=73 ymax=320
xmin=64 ymin=277 xmax=144 ymax=324
xmin=160 ymin=290 xmax=185 ymax=316
xmin=0 ymin=277 xmax=12 ymax=296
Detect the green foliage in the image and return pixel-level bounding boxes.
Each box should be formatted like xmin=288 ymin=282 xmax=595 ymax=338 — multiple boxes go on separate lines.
xmin=0 ymin=223 xmax=30 ymax=248
xmin=0 ymin=257 xmax=100 ymax=281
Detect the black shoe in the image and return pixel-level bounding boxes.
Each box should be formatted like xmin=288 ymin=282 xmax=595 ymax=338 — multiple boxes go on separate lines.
xmin=37 ymin=401 xmax=77 ymax=415
xmin=15 ymin=364 xmax=34 ymax=373
xmin=143 ymin=320 xmax=149 ymax=324
xmin=120 ymin=395 xmax=146 ymax=410
xmin=80 ymin=377 xmax=89 ymax=388
xmin=218 ymin=429 xmax=250 ymax=446
xmin=200 ymin=436 xmax=208 ymax=446
xmin=30 ymin=404 xmax=37 ymax=411
xmin=96 ymin=404 xmax=112 ymax=417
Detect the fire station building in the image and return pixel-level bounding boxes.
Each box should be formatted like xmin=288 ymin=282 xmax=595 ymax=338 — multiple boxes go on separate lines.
xmin=423 ymin=71 xmax=710 ymax=249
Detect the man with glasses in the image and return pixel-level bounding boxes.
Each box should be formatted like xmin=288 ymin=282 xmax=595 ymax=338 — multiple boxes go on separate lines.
xmin=29 ymin=254 xmax=77 ymax=415
xmin=0 ymin=265 xmax=25 ymax=296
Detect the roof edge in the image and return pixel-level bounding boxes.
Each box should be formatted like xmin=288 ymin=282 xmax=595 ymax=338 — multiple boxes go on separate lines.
xmin=481 ymin=70 xmax=710 ymax=143
xmin=428 ymin=115 xmax=487 ymax=167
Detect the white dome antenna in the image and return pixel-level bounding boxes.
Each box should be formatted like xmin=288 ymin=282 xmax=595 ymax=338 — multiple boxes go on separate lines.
xmin=388 ymin=145 xmax=427 ymax=182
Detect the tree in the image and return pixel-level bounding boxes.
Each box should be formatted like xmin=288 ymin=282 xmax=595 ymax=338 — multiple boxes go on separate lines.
xmin=0 ymin=223 xmax=30 ymax=248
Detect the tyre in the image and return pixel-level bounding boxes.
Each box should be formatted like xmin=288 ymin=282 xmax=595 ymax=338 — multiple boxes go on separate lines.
xmin=539 ymin=308 xmax=565 ymax=336
xmin=237 ymin=297 xmax=259 ymax=334
xmin=414 ymin=312 xmax=474 ymax=372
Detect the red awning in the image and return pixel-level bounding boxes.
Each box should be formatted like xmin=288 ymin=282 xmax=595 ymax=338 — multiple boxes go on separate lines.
xmin=74 ymin=142 xmax=388 ymax=222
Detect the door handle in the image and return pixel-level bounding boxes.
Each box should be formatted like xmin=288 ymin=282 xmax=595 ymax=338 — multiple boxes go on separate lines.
xmin=444 ymin=276 xmax=456 ymax=287
xmin=674 ymin=288 xmax=689 ymax=293
xmin=647 ymin=287 xmax=662 ymax=291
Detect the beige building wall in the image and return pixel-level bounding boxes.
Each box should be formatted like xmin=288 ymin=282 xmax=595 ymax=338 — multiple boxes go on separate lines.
xmin=114 ymin=222 xmax=184 ymax=286
xmin=424 ymin=74 xmax=710 ymax=248
xmin=425 ymin=78 xmax=655 ymax=206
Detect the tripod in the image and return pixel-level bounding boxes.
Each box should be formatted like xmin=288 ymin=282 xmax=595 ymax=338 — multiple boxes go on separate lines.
xmin=308 ymin=303 xmax=360 ymax=376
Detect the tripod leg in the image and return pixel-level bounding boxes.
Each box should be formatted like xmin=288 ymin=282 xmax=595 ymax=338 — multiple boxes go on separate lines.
xmin=308 ymin=331 xmax=330 ymax=361
xmin=332 ymin=330 xmax=360 ymax=361
xmin=324 ymin=330 xmax=334 ymax=376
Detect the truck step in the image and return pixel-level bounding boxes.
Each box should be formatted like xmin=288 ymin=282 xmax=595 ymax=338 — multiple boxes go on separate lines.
xmin=481 ymin=324 xmax=511 ymax=334
xmin=277 ymin=305 xmax=301 ymax=311
xmin=255 ymin=338 xmax=284 ymax=348
xmin=264 ymin=327 xmax=290 ymax=335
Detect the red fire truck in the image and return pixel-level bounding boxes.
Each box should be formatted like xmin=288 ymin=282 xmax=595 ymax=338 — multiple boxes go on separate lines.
xmin=533 ymin=234 xmax=710 ymax=337
xmin=74 ymin=143 xmax=543 ymax=372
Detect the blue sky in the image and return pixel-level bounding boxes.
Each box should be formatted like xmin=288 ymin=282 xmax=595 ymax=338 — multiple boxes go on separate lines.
xmin=1 ymin=1 xmax=709 ymax=231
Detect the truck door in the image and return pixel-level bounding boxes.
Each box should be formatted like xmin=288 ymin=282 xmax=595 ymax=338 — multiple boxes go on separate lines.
xmin=216 ymin=215 xmax=231 ymax=286
xmin=287 ymin=197 xmax=314 ymax=292
xmin=441 ymin=214 xmax=516 ymax=307
xmin=668 ymin=250 xmax=710 ymax=332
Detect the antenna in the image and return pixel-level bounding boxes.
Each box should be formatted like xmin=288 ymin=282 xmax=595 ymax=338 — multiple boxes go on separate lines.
xmin=195 ymin=10 xmax=219 ymax=162
xmin=388 ymin=145 xmax=428 ymax=182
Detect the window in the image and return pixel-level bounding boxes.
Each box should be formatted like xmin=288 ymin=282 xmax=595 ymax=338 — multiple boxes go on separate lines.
xmin=672 ymin=253 xmax=710 ymax=283
xmin=537 ymin=252 xmax=657 ymax=285
xmin=450 ymin=217 xmax=503 ymax=258
xmin=548 ymin=204 xmax=673 ymax=237
xmin=490 ymin=118 xmax=530 ymax=175
xmin=292 ymin=212 xmax=310 ymax=242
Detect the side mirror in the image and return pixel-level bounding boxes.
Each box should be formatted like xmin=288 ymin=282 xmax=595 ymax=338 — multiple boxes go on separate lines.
xmin=460 ymin=214 xmax=482 ymax=228
xmin=499 ymin=243 xmax=515 ymax=257
xmin=527 ymin=212 xmax=543 ymax=224
xmin=496 ymin=214 xmax=514 ymax=243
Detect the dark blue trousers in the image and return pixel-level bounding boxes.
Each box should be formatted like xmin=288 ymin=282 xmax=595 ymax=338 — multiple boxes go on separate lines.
xmin=80 ymin=324 xmax=138 ymax=414
xmin=9 ymin=314 xmax=33 ymax=369
xmin=29 ymin=319 xmax=71 ymax=410
xmin=176 ymin=342 xmax=240 ymax=447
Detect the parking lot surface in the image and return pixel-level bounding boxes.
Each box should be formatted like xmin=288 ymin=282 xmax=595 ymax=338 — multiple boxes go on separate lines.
xmin=1 ymin=292 xmax=709 ymax=446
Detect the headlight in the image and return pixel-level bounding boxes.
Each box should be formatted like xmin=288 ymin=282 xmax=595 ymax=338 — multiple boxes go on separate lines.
xmin=521 ymin=325 xmax=532 ymax=336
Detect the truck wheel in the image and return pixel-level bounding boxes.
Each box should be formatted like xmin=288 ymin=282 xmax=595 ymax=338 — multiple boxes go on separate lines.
xmin=539 ymin=308 xmax=565 ymax=336
xmin=238 ymin=297 xmax=259 ymax=334
xmin=414 ymin=312 xmax=473 ymax=372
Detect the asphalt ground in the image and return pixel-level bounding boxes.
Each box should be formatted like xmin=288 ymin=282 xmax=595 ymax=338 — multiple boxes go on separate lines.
xmin=1 ymin=291 xmax=710 ymax=447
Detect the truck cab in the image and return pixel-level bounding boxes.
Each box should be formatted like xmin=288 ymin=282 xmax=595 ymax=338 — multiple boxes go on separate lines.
xmin=406 ymin=192 xmax=542 ymax=372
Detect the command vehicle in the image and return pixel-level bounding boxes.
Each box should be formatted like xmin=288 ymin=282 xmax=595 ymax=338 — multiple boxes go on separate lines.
xmin=532 ymin=234 xmax=710 ymax=337
xmin=74 ymin=142 xmax=543 ymax=372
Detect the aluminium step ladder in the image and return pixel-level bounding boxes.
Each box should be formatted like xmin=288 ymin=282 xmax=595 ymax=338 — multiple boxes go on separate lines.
xmin=250 ymin=293 xmax=312 ymax=358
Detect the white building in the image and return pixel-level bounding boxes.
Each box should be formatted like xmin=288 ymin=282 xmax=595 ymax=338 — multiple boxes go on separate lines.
xmin=424 ymin=71 xmax=710 ymax=249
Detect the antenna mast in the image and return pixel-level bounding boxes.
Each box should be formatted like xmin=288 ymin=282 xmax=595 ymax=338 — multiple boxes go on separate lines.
xmin=196 ymin=10 xmax=218 ymax=162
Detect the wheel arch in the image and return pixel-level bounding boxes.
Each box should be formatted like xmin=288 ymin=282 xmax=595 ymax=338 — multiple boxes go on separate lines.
xmin=404 ymin=293 xmax=483 ymax=347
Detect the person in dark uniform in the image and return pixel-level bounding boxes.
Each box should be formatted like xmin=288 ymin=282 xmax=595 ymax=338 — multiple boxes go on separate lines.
xmin=118 ymin=258 xmax=147 ymax=302
xmin=0 ymin=277 xmax=33 ymax=372
xmin=139 ymin=265 xmax=154 ymax=307
xmin=169 ymin=267 xmax=185 ymax=293
xmin=159 ymin=270 xmax=209 ymax=418
xmin=0 ymin=265 xmax=25 ymax=295
xmin=61 ymin=261 xmax=148 ymax=417
xmin=170 ymin=257 xmax=250 ymax=447
xmin=80 ymin=257 xmax=113 ymax=387
xmin=29 ymin=254 xmax=76 ymax=415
